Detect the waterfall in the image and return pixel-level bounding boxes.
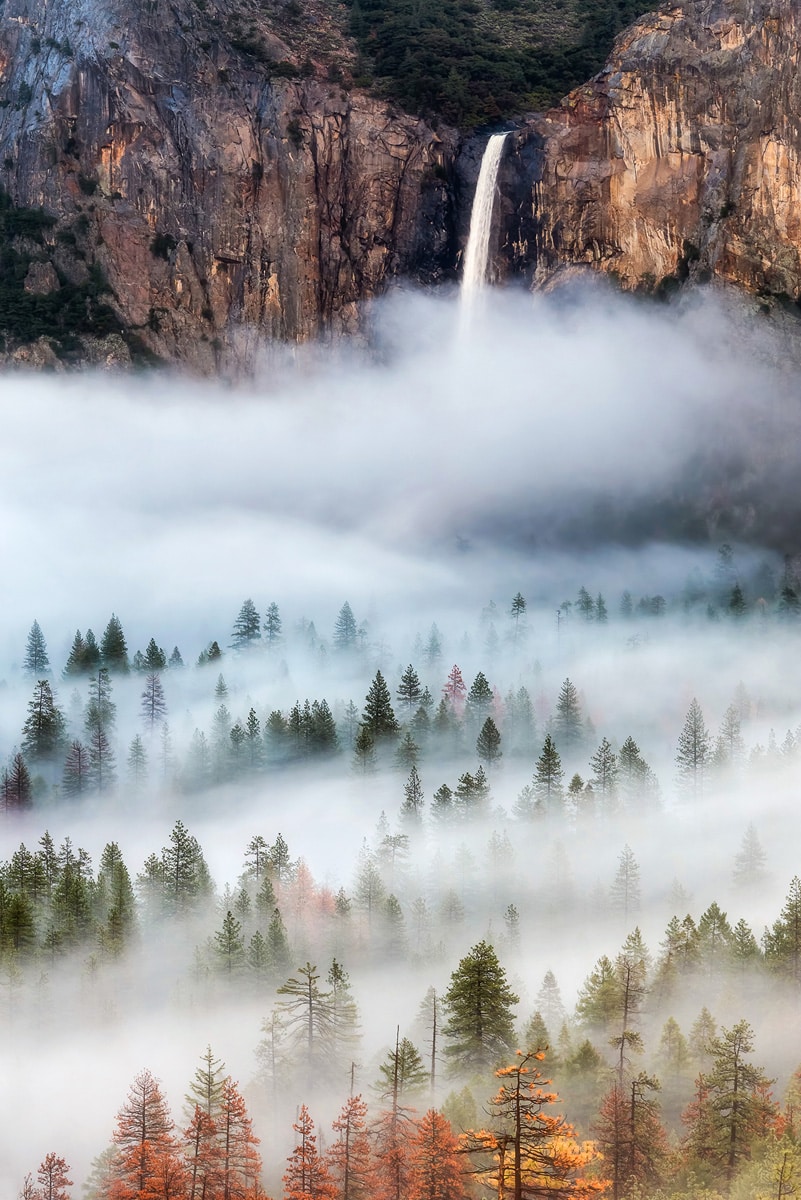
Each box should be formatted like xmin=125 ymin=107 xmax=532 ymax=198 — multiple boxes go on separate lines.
xmin=460 ymin=132 xmax=509 ymax=305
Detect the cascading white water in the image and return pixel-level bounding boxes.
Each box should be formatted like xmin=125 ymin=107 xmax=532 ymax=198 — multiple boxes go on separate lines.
xmin=460 ymin=131 xmax=509 ymax=305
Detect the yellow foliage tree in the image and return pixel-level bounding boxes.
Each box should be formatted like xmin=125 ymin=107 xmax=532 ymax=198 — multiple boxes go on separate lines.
xmin=460 ymin=1051 xmax=608 ymax=1200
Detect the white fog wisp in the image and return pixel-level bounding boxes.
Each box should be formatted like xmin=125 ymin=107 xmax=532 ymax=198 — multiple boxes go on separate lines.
xmin=460 ymin=131 xmax=509 ymax=312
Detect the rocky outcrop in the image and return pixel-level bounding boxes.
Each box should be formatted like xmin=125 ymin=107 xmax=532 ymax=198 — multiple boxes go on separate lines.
xmin=0 ymin=0 xmax=455 ymax=368
xmin=498 ymin=0 xmax=801 ymax=300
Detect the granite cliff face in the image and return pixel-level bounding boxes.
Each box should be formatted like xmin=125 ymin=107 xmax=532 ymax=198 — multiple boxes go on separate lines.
xmin=4 ymin=0 xmax=801 ymax=367
xmin=0 ymin=0 xmax=455 ymax=368
xmin=499 ymin=0 xmax=801 ymax=300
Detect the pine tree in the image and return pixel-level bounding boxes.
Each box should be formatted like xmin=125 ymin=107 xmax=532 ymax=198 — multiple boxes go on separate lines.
xmin=609 ymin=845 xmax=641 ymax=923
xmin=675 ymin=698 xmax=711 ymax=798
xmin=400 ymin=765 xmax=425 ymax=823
xmin=461 ymin=1052 xmax=604 ymax=1200
xmin=3 ymin=751 xmax=33 ymax=808
xmin=362 ymin=670 xmax=400 ymax=739
xmin=127 ymin=735 xmax=148 ymax=789
xmin=326 ymin=1094 xmax=371 ymax=1200
xmin=214 ymin=910 xmax=246 ymax=975
xmin=763 ymin=876 xmax=801 ymax=982
xmin=397 ymin=664 xmax=423 ymax=713
xmin=35 ymin=1152 xmax=73 ymax=1200
xmin=94 ymin=841 xmax=136 ymax=954
xmin=510 ymin=592 xmax=527 ymax=643
xmin=161 ymin=820 xmax=213 ymax=914
xmin=476 ymin=716 xmax=502 ymax=766
xmin=143 ymin=638 xmax=168 ymax=670
xmin=589 ymin=737 xmax=618 ymax=807
xmin=377 ymin=1035 xmax=430 ymax=1102
xmin=733 ymin=822 xmax=767 ymax=888
xmin=554 ymin=678 xmax=583 ymax=748
xmin=231 ymin=598 xmax=261 ymax=649
xmin=532 ymin=734 xmax=564 ymax=813
xmin=263 ymin=601 xmax=282 ymax=647
xmin=353 ymin=725 xmax=377 ymax=773
xmin=218 ymin=1077 xmax=263 ymax=1197
xmin=594 ymin=1075 xmax=669 ymax=1200
xmin=141 ymin=672 xmax=168 ymax=733
xmin=23 ymin=620 xmax=50 ymax=676
xmin=84 ymin=668 xmax=116 ymax=735
xmin=466 ymin=672 xmax=493 ymax=726
xmin=408 ymin=1109 xmax=465 ymax=1200
xmin=21 ymin=679 xmax=66 ymax=762
xmin=63 ymin=630 xmax=89 ymax=677
xmin=88 ymin=724 xmax=116 ymax=793
xmin=333 ymin=602 xmax=358 ymax=652
xmin=111 ymin=1068 xmax=183 ymax=1197
xmin=443 ymin=940 xmax=518 ymax=1074
xmin=442 ymin=665 xmax=467 ymax=713
xmin=284 ymin=1104 xmax=337 ymax=1200
xmin=100 ymin=614 xmax=130 ymax=673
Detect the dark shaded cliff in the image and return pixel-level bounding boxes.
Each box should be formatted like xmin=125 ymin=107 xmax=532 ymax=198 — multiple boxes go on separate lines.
xmin=0 ymin=0 xmax=456 ymax=368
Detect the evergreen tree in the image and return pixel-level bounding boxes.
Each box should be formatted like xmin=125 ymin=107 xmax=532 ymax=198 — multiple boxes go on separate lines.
xmin=554 ymin=678 xmax=583 ymax=749
xmin=23 ymin=620 xmax=50 ymax=676
xmin=733 ymin=822 xmax=768 ymax=888
xmin=263 ymin=601 xmax=282 ymax=646
xmin=442 ymin=665 xmax=467 ymax=713
xmin=110 ymin=1068 xmax=183 ymax=1198
xmin=353 ymin=725 xmax=377 ymax=773
xmin=763 ymin=875 xmax=801 ymax=982
xmin=169 ymin=646 xmax=183 ymax=668
xmin=127 ymin=735 xmax=148 ymax=789
xmin=676 ymin=698 xmax=711 ymax=797
xmin=84 ymin=668 xmax=116 ymax=735
xmin=466 ymin=671 xmax=493 ymax=726
xmin=362 ymin=670 xmax=400 ymax=738
xmin=442 ymin=940 xmax=518 ymax=1074
xmin=231 ymin=598 xmax=261 ymax=649
xmin=476 ymin=716 xmax=502 ymax=766
xmin=510 ymin=592 xmax=527 ymax=643
xmin=377 ymin=1035 xmax=430 ymax=1101
xmin=63 ymin=630 xmax=89 ymax=677
xmin=88 ymin=724 xmax=116 ymax=793
xmin=21 ymin=679 xmax=66 ymax=761
xmin=532 ymin=734 xmax=564 ymax=813
xmin=609 ymin=845 xmax=641 ymax=923
xmin=589 ymin=737 xmax=618 ymax=806
xmin=397 ymin=664 xmax=423 ymax=713
xmin=142 ymin=638 xmax=167 ymax=671
xmin=400 ymin=765 xmax=424 ymax=823
xmin=394 ymin=731 xmax=420 ymax=771
xmin=61 ymin=739 xmax=89 ymax=796
xmin=140 ymin=672 xmax=168 ymax=733
xmin=100 ymin=614 xmax=130 ymax=673
xmin=3 ymin=751 xmax=33 ymax=808
xmin=214 ymin=909 xmax=246 ymax=975
xmin=333 ymin=602 xmax=358 ymax=652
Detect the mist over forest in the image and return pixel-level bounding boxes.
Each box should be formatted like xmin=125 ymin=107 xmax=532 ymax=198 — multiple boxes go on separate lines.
xmin=4 ymin=286 xmax=801 ymax=1200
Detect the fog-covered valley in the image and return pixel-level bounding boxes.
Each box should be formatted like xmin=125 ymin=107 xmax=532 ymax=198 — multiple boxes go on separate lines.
xmin=4 ymin=286 xmax=801 ymax=1200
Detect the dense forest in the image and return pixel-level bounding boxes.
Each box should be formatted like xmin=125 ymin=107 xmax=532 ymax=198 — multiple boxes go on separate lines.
xmin=345 ymin=0 xmax=656 ymax=125
xmin=4 ymin=540 xmax=801 ymax=1199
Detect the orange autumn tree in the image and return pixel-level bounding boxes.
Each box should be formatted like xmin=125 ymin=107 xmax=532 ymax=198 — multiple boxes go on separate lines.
xmin=109 ymin=1068 xmax=187 ymax=1200
xmin=218 ymin=1078 xmax=264 ymax=1200
xmin=408 ymin=1109 xmax=467 ymax=1200
xmin=35 ymin=1153 xmax=73 ymax=1200
xmin=460 ymin=1051 xmax=608 ymax=1200
xmin=283 ymin=1104 xmax=337 ymax=1200
xmin=326 ymin=1094 xmax=372 ymax=1200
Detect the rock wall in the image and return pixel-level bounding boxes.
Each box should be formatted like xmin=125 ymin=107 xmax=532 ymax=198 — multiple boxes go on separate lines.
xmin=0 ymin=0 xmax=456 ymax=368
xmin=499 ymin=0 xmax=801 ymax=299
